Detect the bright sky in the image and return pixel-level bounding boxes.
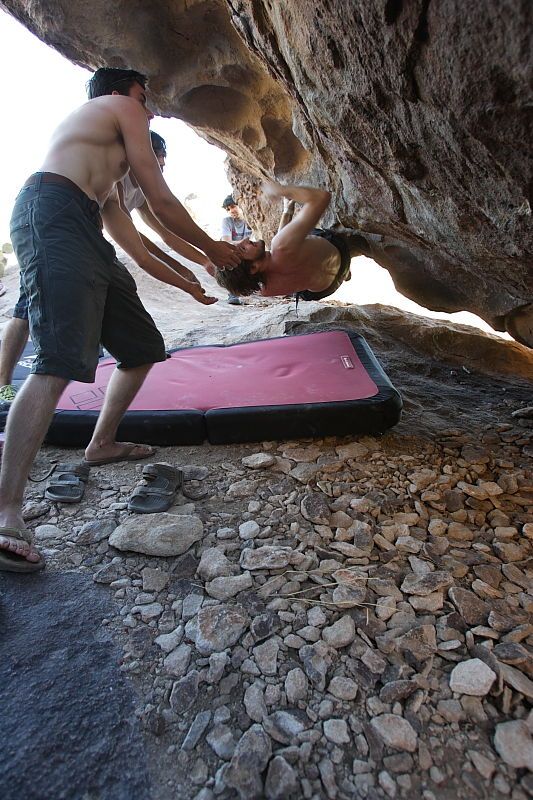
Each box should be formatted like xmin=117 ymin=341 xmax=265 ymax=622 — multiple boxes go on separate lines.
xmin=0 ymin=10 xmax=231 ymax=244
xmin=0 ymin=9 xmax=508 ymax=338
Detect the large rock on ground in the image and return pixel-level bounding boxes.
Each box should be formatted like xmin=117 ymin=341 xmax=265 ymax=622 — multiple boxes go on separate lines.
xmin=109 ymin=512 xmax=203 ymax=556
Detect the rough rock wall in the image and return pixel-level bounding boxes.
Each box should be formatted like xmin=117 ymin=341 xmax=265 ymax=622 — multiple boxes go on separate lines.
xmin=2 ymin=0 xmax=532 ymax=341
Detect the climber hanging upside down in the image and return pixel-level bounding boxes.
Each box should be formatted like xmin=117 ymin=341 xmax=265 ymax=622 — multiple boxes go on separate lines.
xmin=212 ymin=179 xmax=367 ymax=302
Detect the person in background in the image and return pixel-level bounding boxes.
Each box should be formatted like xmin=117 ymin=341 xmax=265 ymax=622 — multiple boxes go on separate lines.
xmin=220 ymin=195 xmax=252 ymax=306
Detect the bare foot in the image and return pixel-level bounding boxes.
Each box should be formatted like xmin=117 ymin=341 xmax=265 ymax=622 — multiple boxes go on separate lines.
xmin=84 ymin=441 xmax=156 ymax=466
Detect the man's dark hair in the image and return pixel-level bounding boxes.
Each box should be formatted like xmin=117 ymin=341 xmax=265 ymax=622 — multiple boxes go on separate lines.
xmin=222 ymin=195 xmax=236 ymax=209
xmin=86 ymin=67 xmax=147 ymax=99
xmin=214 ymin=260 xmax=264 ymax=297
xmin=150 ymin=131 xmax=167 ymax=157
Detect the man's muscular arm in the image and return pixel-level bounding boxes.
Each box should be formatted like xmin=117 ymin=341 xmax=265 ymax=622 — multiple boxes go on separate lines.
xmin=136 ymin=201 xmax=214 ymax=273
xmin=264 ymin=180 xmax=331 ymax=253
xmin=101 ymin=192 xmax=217 ymax=305
xmin=115 ymin=99 xmax=241 ymax=268
xmin=116 ymin=184 xmax=201 ymax=285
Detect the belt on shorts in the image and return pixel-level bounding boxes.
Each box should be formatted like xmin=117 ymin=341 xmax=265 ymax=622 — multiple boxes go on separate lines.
xmin=22 ymin=172 xmax=103 ymax=229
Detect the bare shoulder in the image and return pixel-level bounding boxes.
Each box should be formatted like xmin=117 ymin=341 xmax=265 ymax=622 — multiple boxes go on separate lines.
xmin=88 ymin=95 xmax=146 ymax=121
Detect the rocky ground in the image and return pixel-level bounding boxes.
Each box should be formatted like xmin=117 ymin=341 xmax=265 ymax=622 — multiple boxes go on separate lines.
xmin=1 ymin=255 xmax=532 ymax=799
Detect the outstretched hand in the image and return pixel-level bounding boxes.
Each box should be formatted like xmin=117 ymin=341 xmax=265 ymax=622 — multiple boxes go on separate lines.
xmin=207 ymin=240 xmax=244 ymax=269
xmin=189 ymin=283 xmax=219 ymax=305
xmin=261 ymin=178 xmax=284 ymax=201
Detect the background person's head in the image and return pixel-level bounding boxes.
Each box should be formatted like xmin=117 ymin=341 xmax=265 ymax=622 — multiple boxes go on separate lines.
xmin=86 ymin=67 xmax=147 ymax=99
xmin=150 ymin=131 xmax=167 ymax=170
xmin=222 ymin=195 xmax=243 ymax=220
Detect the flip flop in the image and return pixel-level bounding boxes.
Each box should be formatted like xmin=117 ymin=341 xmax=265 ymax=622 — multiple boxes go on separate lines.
xmin=0 ymin=527 xmax=45 ymax=573
xmin=44 ymin=462 xmax=90 ymax=503
xmin=127 ymin=463 xmax=183 ymax=514
xmin=83 ymin=443 xmax=156 ymax=467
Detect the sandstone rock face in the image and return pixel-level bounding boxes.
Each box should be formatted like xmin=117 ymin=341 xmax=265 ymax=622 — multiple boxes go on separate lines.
xmin=2 ymin=0 xmax=531 ymax=342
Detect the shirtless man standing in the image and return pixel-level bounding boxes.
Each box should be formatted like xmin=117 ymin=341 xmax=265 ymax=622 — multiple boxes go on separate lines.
xmin=213 ymin=179 xmax=365 ymax=301
xmin=0 ymin=66 xmax=241 ymax=573
xmin=0 ymin=130 xmax=210 ymax=408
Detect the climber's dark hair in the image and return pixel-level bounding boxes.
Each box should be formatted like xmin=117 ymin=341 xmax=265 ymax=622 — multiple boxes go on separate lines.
xmin=214 ymin=260 xmax=264 ymax=297
xmin=86 ymin=67 xmax=147 ymax=99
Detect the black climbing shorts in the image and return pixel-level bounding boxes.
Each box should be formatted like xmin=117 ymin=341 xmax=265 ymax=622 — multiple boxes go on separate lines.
xmin=9 ymin=172 xmax=166 ymax=383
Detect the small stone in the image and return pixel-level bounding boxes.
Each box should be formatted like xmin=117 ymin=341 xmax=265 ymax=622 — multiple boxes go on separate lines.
xmin=141 ymin=567 xmax=169 ymax=592
xmin=323 ymin=718 xmax=351 ymax=745
xmin=205 ymin=572 xmax=253 ymax=600
xmin=449 ymin=659 xmax=496 ymax=696
xmin=76 ymin=518 xmax=117 ymax=544
xmin=263 ymin=710 xmax=308 ymax=744
xmin=335 ymin=441 xmax=369 ymax=460
xmin=197 ymin=548 xmax=235 ymax=580
xmin=206 ymin=651 xmax=228 ymax=684
xmin=155 ymin=626 xmax=183 ymax=653
xmin=190 ymin=604 xmax=249 ymax=655
xmin=182 ymin=593 xmax=204 ymax=621
xmin=244 ymin=681 xmax=268 ymax=722
xmin=240 ymin=546 xmax=292 ymax=571
xmin=285 ymin=667 xmax=308 ymax=703
xmin=408 ymin=469 xmax=438 ymax=491
xmin=227 ymin=478 xmax=260 ymax=498
xmin=394 ymin=625 xmax=436 ymax=660
xmin=379 ymin=770 xmax=397 ymax=798
xmin=401 ymin=571 xmax=453 ymax=596
xmin=242 ymin=453 xmax=276 ymax=469
xmin=493 ymin=541 xmax=526 ymax=562
xmin=164 ymin=643 xmax=192 ymax=678
xmin=182 ymin=711 xmax=212 ymax=751
xmin=265 ymin=755 xmax=298 ymax=800
xmin=494 ymin=720 xmax=533 ymax=769
xmin=448 ymin=587 xmax=490 ymax=625
xmin=376 ymin=596 xmax=397 ymax=620
xmin=182 ymin=464 xmax=208 ymax=480
xmin=239 ymin=520 xmax=261 ymax=540
xmin=169 ymin=670 xmax=199 ymax=712
xmin=300 ymin=493 xmax=332 ymax=525
xmin=468 ymin=750 xmax=495 ymax=780
xmin=251 ymin=612 xmax=282 ymax=641
xmin=93 ymin=563 xmax=121 ymax=584
xmin=332 ymin=584 xmax=367 ymax=608
xmin=328 ymin=676 xmax=358 ymax=701
xmin=370 ymin=714 xmax=418 ymax=752
xmin=299 ymin=642 xmax=332 ymax=690
xmin=253 ymin=638 xmax=280 ymax=676
xmin=499 ymin=663 xmax=533 ymax=700
xmin=409 ymin=592 xmax=444 ymax=612
xmin=131 ymin=602 xmax=163 ymax=622
xmin=206 ymin=724 xmax=236 ymax=760
xmin=322 ymin=615 xmax=356 ymax=648
xmin=379 ymin=681 xmax=416 ymax=704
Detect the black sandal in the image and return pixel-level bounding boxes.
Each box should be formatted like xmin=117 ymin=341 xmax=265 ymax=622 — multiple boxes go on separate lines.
xmin=44 ymin=462 xmax=90 ymax=504
xmin=127 ymin=463 xmax=183 ymax=514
